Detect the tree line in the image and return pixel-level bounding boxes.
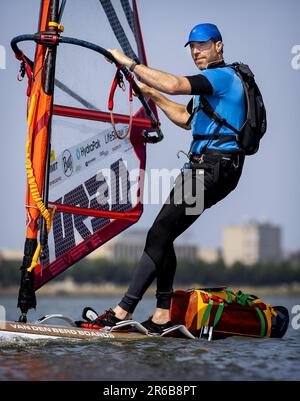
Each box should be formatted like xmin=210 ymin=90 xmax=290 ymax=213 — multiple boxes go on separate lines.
xmin=0 ymin=258 xmax=299 ymax=287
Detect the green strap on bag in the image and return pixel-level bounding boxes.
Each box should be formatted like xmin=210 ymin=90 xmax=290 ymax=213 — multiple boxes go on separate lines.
xmin=201 ymin=299 xmax=214 ymax=327
xmin=201 ymin=289 xmax=266 ymax=336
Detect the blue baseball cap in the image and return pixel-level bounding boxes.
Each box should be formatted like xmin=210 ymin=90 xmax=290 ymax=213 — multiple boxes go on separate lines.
xmin=184 ymin=23 xmax=222 ymax=47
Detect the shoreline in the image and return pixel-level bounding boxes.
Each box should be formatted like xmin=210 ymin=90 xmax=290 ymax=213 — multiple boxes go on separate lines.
xmin=1 ymin=280 xmax=300 ymax=297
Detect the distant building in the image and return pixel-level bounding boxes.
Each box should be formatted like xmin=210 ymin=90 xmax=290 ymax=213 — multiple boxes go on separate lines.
xmin=222 ymin=221 xmax=282 ymax=266
xmin=198 ymin=248 xmax=222 ymax=264
xmin=0 ymin=249 xmax=23 ymax=261
xmin=89 ymin=229 xmax=198 ymax=263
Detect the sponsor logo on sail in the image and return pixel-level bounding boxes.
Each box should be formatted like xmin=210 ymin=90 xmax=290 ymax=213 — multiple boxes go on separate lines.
xmin=50 ymin=161 xmax=58 ymax=174
xmin=62 ymin=149 xmax=73 ymax=177
xmin=49 ymin=176 xmax=62 ymax=187
xmin=85 ymin=158 xmax=96 ymax=167
xmin=79 ymin=139 xmax=101 ymax=158
xmin=105 ymin=131 xmax=117 ymax=144
xmin=100 ymin=150 xmax=109 ymax=157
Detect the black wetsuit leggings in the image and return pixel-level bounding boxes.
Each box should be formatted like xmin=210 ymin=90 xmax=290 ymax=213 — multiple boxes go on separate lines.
xmin=119 ymin=153 xmax=245 ymax=313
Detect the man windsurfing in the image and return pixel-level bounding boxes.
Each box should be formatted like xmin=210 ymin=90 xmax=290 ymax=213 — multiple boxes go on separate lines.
xmin=78 ymin=23 xmax=246 ymax=333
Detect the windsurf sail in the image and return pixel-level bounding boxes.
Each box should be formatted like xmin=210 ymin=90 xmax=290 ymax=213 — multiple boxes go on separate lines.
xmin=11 ymin=0 xmax=163 ymax=322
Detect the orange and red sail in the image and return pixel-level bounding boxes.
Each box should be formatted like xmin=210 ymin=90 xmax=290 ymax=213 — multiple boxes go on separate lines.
xmin=12 ymin=0 xmax=162 ymax=320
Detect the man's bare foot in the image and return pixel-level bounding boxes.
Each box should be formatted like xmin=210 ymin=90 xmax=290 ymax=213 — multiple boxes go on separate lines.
xmin=151 ymin=308 xmax=171 ymax=324
xmin=113 ymin=305 xmax=133 ymax=320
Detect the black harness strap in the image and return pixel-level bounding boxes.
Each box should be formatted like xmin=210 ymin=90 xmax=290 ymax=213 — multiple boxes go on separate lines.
xmin=187 ymin=95 xmax=240 ymax=153
xmin=200 ymin=96 xmax=240 ymax=135
xmin=193 ymin=134 xmax=237 ymax=147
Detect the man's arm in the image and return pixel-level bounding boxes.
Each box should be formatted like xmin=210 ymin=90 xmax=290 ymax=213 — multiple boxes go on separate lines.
xmin=138 ymin=82 xmax=191 ymax=129
xmin=106 ymin=49 xmax=213 ymax=129
xmin=108 ymin=49 xmax=192 ymax=95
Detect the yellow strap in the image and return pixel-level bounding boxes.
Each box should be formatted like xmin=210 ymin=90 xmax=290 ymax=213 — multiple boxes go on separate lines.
xmin=26 ymin=208 xmax=56 ymax=272
xmin=27 ymin=243 xmax=41 ymax=273
xmin=196 ymin=290 xmax=202 ymax=330
xmin=27 ymin=92 xmax=38 ymax=126
xmin=25 ymin=92 xmax=56 ymax=272
xmin=26 ymin=92 xmax=52 ymax=233
xmin=195 ymin=290 xmax=209 ymax=330
xmin=262 ymin=306 xmax=272 ymax=337
xmin=254 ymin=299 xmax=278 ymax=317
xmin=210 ymin=290 xmax=228 ymax=302
xmin=251 ymin=299 xmax=277 ymax=336
xmin=48 ymin=21 xmax=64 ymax=32
xmin=263 ymin=305 xmax=278 ymax=337
xmin=252 ymin=297 xmax=265 ymax=305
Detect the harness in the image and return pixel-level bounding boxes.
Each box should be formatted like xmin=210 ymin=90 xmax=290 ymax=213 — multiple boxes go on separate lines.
xmin=188 ymin=95 xmax=242 ymax=154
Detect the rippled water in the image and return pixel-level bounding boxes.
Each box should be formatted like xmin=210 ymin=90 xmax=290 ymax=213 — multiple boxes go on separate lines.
xmin=0 ymin=295 xmax=299 ymax=381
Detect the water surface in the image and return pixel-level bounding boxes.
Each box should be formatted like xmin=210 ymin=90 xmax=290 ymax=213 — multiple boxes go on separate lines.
xmin=0 ymin=295 xmax=299 ymax=381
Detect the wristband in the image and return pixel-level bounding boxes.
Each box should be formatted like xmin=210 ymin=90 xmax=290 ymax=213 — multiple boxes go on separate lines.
xmin=129 ymin=61 xmax=139 ymax=72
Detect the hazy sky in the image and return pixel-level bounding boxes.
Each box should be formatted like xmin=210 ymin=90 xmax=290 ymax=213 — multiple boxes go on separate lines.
xmin=0 ymin=0 xmax=299 ymax=254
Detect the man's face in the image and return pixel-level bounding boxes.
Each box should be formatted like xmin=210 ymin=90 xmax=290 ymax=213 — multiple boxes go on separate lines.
xmin=190 ymin=40 xmax=222 ymax=70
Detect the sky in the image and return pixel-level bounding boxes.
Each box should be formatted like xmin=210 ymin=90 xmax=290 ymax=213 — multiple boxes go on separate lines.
xmin=0 ymin=0 xmax=299 ymax=255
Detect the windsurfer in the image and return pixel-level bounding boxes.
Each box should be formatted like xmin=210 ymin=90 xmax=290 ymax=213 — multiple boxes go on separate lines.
xmin=80 ymin=23 xmax=246 ymax=334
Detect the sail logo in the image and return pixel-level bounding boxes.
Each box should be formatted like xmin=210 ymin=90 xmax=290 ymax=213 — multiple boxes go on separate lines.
xmin=78 ymin=139 xmax=101 ymax=159
xmin=0 ymin=45 xmax=6 ymax=70
xmin=62 ymin=149 xmax=73 ymax=177
xmin=105 ymin=131 xmax=117 ymax=143
xmin=85 ymin=158 xmax=96 ymax=168
xmin=50 ymin=161 xmax=58 ymax=174
xmin=52 ymin=158 xmax=132 ymax=259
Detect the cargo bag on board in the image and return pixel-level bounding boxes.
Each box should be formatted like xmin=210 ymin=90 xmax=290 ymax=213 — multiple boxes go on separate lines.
xmin=170 ymin=288 xmax=289 ymax=340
